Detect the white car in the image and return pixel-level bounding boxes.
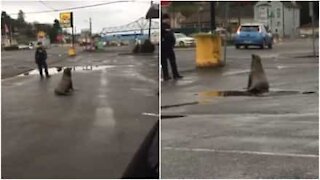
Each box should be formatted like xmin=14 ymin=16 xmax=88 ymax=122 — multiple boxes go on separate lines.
xmin=18 ymin=44 xmax=33 ymax=50
xmin=174 ymin=33 xmax=195 ymax=47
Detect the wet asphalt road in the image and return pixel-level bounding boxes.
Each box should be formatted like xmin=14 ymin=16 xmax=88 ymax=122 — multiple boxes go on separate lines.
xmin=2 ymin=46 xmax=158 ymax=178
xmin=161 ymin=38 xmax=319 ymax=178
xmin=1 ymin=45 xmax=131 ymax=79
xmin=1 ymin=45 xmax=67 ymax=79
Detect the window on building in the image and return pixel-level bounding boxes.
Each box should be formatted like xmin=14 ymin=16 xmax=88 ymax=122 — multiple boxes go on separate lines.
xmin=277 ymin=21 xmax=281 ymax=27
xmin=277 ymin=8 xmax=281 ymax=18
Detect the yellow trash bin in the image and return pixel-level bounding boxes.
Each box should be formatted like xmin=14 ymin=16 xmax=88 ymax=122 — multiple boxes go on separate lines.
xmin=68 ymin=47 xmax=76 ymax=57
xmin=194 ymin=33 xmax=223 ymax=68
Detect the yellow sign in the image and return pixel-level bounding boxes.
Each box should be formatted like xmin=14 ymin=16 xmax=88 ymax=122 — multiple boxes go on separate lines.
xmin=60 ymin=12 xmax=73 ymax=28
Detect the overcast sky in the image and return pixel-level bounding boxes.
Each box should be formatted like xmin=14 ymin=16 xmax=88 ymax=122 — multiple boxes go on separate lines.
xmin=1 ymin=0 xmax=158 ymax=33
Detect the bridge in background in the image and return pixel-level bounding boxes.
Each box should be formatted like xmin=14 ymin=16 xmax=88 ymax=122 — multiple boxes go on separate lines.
xmin=100 ymin=17 xmax=159 ymax=43
xmin=100 ymin=17 xmax=159 ymax=35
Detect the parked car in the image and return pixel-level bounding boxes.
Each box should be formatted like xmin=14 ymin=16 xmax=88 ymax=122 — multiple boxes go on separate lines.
xmin=234 ymin=23 xmax=273 ymax=49
xmin=174 ymin=33 xmax=195 ymax=47
xmin=208 ymin=27 xmax=229 ymax=40
xmin=18 ymin=43 xmax=34 ymax=50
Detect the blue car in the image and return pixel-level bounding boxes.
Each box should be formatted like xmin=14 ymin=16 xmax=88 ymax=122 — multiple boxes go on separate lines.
xmin=234 ymin=23 xmax=273 ymax=49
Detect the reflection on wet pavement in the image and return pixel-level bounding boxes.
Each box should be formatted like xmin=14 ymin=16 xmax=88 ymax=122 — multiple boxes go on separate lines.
xmin=18 ymin=65 xmax=126 ymax=77
xmin=161 ymin=89 xmax=317 ymax=110
xmin=198 ymin=90 xmax=317 ymax=97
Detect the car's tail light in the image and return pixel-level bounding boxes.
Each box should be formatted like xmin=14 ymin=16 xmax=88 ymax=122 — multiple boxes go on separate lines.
xmin=236 ymin=27 xmax=241 ymax=35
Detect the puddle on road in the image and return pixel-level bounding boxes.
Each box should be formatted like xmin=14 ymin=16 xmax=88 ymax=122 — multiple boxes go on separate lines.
xmin=161 ymin=90 xmax=317 ymax=110
xmin=18 ymin=65 xmax=117 ymax=77
xmin=161 ymin=102 xmax=199 ymax=109
xmin=294 ymin=55 xmax=319 ymax=58
xmin=198 ymin=90 xmax=317 ymax=97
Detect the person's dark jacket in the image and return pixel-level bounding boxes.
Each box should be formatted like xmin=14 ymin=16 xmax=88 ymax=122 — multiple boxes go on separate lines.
xmin=161 ymin=23 xmax=175 ymax=49
xmin=35 ymin=47 xmax=47 ymax=64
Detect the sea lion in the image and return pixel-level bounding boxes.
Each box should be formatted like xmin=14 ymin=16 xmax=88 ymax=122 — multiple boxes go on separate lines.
xmin=54 ymin=68 xmax=73 ymax=95
xmin=247 ymin=54 xmax=269 ymax=94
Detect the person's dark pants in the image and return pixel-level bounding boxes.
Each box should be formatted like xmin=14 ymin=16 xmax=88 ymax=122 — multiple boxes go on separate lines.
xmin=161 ymin=48 xmax=170 ymax=79
xmin=37 ymin=61 xmax=49 ymax=77
xmin=161 ymin=46 xmax=180 ymax=79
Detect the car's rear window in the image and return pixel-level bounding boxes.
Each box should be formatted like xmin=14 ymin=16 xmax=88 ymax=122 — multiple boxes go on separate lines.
xmin=240 ymin=26 xmax=259 ymax=32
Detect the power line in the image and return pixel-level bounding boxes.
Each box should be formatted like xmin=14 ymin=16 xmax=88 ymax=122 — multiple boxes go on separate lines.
xmin=38 ymin=0 xmax=58 ymax=11
xmin=8 ymin=0 xmax=133 ymax=15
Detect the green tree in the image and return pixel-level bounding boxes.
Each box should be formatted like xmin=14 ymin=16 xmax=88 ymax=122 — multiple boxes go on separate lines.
xmin=167 ymin=2 xmax=200 ymax=17
xmin=17 ymin=10 xmax=25 ymax=26
xmin=49 ymin=19 xmax=62 ymax=43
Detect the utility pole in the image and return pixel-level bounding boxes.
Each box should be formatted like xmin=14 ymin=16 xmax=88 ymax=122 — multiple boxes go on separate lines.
xmin=210 ymin=1 xmax=216 ymax=32
xmin=223 ymin=2 xmax=229 ymax=66
xmin=198 ymin=8 xmax=200 ymax=32
xmin=309 ymin=2 xmax=316 ymax=57
xmin=72 ymin=25 xmax=74 ymax=47
xmin=89 ymin=17 xmax=92 ymax=39
xmin=71 ymin=12 xmax=74 ymax=48
xmin=148 ymin=1 xmax=153 ymax=40
xmin=197 ymin=5 xmax=203 ymax=33
xmin=9 ymin=21 xmax=12 ymax=45
xmin=292 ymin=7 xmax=295 ymax=39
xmin=282 ymin=3 xmax=285 ymax=37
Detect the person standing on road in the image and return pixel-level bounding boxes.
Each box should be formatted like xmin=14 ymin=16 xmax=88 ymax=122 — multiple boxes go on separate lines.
xmin=35 ymin=42 xmax=50 ymax=78
xmin=161 ymin=13 xmax=183 ymax=81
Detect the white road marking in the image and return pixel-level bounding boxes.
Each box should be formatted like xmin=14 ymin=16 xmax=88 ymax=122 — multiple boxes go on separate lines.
xmin=94 ymin=107 xmax=115 ymax=127
xmin=142 ymin=112 xmax=159 ymax=117
xmin=222 ymin=69 xmax=250 ymax=76
xmin=134 ymin=73 xmax=157 ymax=84
xmin=163 ymin=147 xmax=319 ymax=158
xmin=93 ymin=68 xmax=115 ymax=127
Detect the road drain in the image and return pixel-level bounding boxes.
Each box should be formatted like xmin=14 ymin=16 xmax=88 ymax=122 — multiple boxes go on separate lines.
xmin=161 ymin=102 xmax=198 ymax=109
xmin=161 ymin=115 xmax=186 ymax=119
xmin=294 ymin=55 xmax=319 ymax=58
xmin=302 ymin=91 xmax=317 ymax=94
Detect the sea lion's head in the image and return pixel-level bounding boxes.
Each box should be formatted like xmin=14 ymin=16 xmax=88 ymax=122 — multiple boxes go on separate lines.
xmin=63 ymin=68 xmax=72 ymax=77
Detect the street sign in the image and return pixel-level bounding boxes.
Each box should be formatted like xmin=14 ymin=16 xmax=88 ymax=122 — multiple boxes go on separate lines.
xmin=60 ymin=12 xmax=73 ymax=28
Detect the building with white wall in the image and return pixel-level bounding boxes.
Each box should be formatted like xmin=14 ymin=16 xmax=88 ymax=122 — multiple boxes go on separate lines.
xmin=254 ymin=1 xmax=300 ymax=38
